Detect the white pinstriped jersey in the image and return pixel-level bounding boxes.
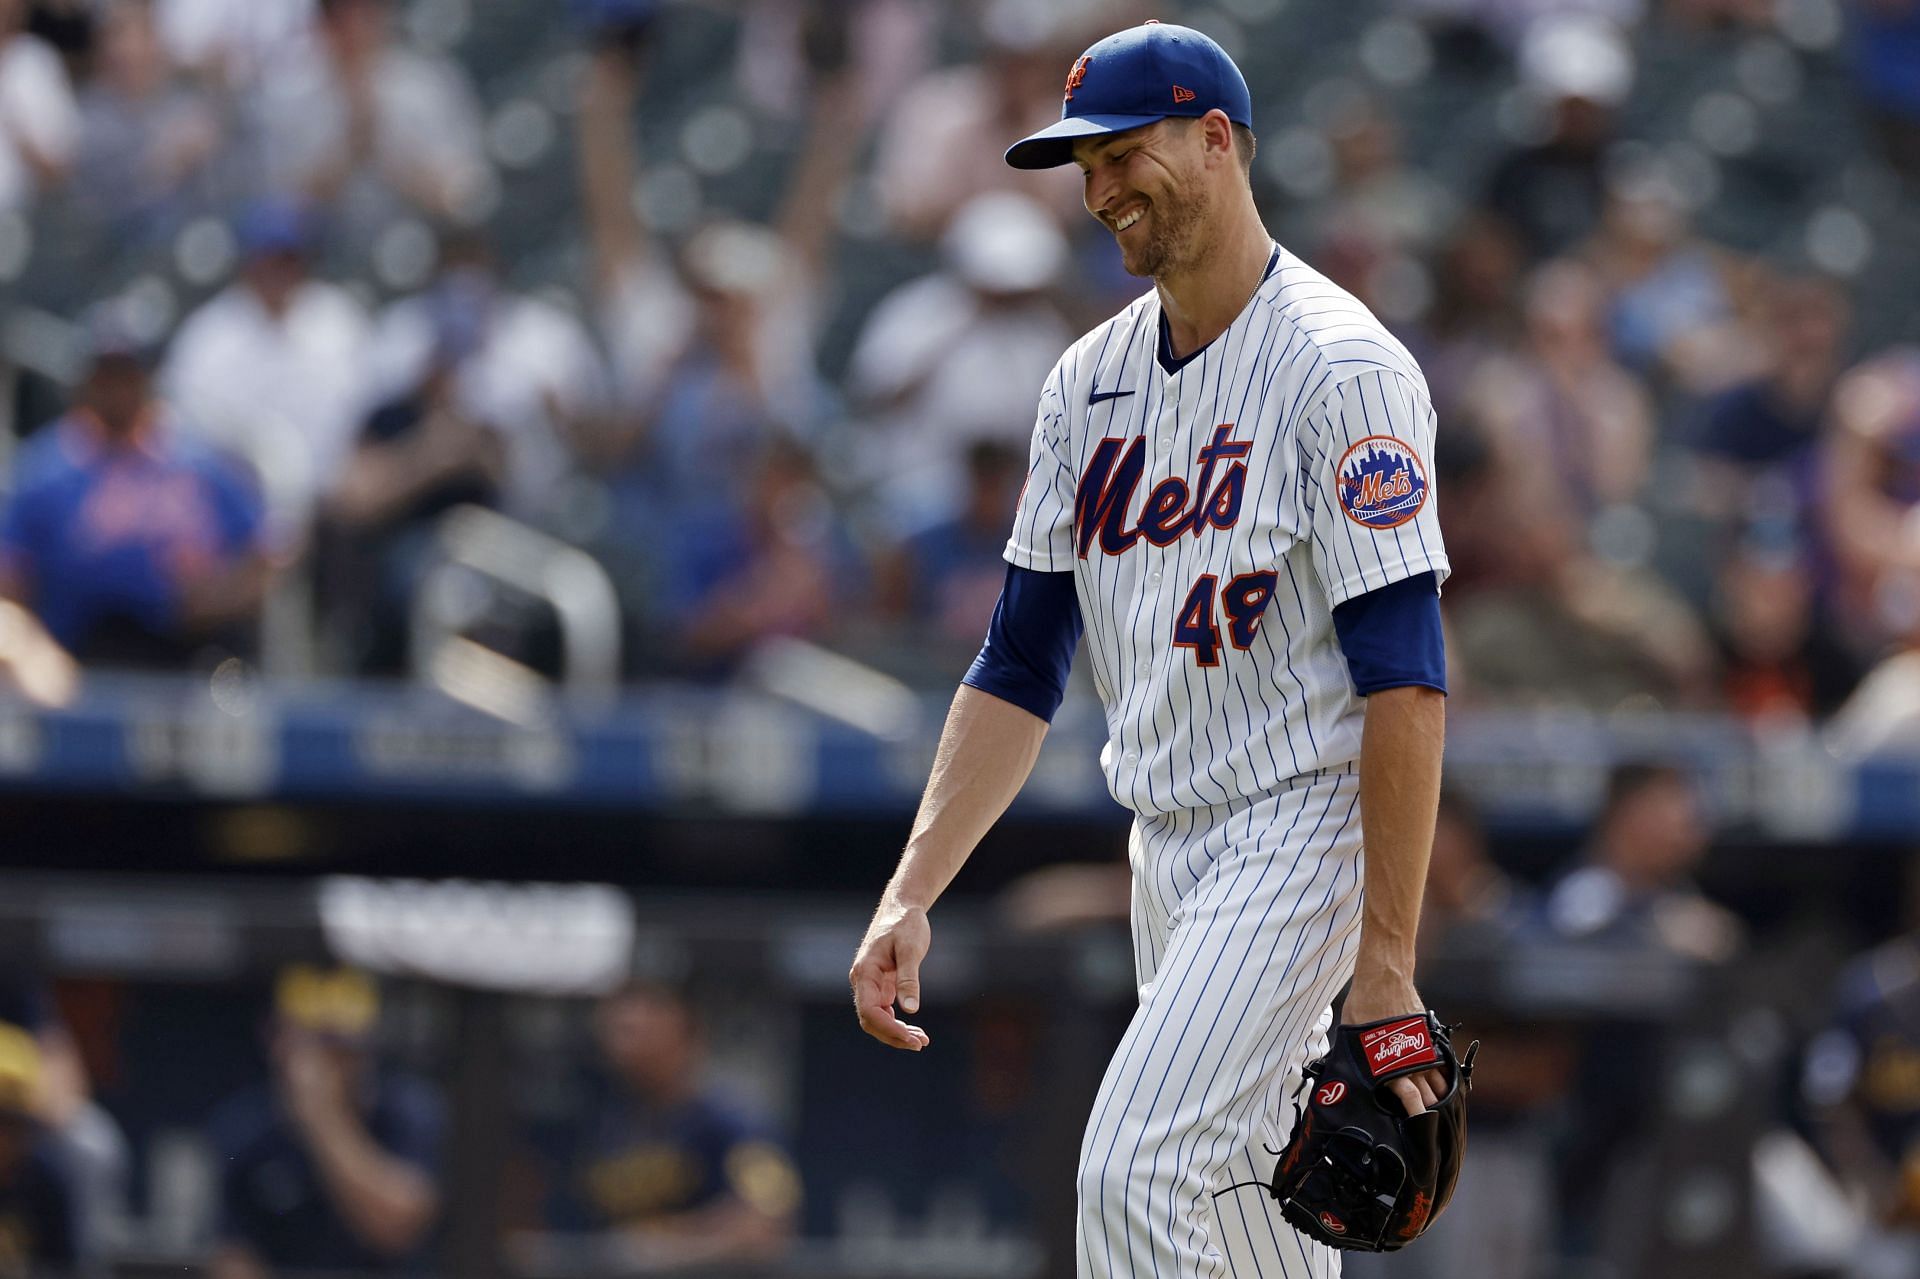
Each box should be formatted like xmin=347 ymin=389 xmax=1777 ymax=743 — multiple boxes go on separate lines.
xmin=1006 ymin=244 xmax=1449 ymax=816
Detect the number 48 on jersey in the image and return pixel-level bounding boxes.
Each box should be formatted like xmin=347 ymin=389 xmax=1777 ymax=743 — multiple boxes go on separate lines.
xmin=1173 ymin=571 xmax=1279 ymax=666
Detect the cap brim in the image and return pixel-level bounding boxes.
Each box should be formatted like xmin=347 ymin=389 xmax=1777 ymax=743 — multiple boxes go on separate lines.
xmin=1004 ymin=113 xmax=1168 ymax=170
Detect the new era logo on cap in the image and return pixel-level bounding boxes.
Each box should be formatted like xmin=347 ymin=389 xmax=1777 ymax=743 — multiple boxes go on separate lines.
xmin=1006 ymin=22 xmax=1254 ymax=170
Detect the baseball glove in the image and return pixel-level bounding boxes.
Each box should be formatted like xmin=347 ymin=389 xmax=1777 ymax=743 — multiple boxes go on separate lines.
xmin=1224 ymin=1011 xmax=1477 ymax=1252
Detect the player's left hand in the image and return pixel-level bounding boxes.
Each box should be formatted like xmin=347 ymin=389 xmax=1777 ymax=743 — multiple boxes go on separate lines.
xmin=1342 ymin=976 xmax=1446 ymax=1117
xmin=849 ymin=901 xmax=933 ymax=1052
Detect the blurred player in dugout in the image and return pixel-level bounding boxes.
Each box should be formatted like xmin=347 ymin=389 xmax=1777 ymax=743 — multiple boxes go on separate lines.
xmin=206 ymin=966 xmax=445 ymax=1279
xmin=530 ymin=981 xmax=800 ymax=1269
xmin=0 ymin=1022 xmax=79 ymax=1278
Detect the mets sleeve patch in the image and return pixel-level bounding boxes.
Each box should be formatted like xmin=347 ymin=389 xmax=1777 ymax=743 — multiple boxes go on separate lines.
xmin=1335 ymin=436 xmax=1428 ymax=530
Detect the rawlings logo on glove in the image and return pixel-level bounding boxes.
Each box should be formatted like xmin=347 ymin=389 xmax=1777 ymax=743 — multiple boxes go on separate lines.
xmin=1360 ymin=1016 xmax=1439 ymax=1075
xmin=1217 ymin=1010 xmax=1477 ymax=1253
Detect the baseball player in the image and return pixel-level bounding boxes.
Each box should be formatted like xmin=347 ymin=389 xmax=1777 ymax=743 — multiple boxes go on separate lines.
xmin=849 ymin=22 xmax=1451 ymax=1278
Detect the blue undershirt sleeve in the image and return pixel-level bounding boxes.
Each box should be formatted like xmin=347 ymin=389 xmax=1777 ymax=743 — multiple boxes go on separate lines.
xmin=962 ymin=564 xmax=1083 ymax=722
xmin=1330 ymin=570 xmax=1447 ymax=696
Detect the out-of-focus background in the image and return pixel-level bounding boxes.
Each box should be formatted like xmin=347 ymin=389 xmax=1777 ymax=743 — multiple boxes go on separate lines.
xmin=0 ymin=0 xmax=1918 ymax=1275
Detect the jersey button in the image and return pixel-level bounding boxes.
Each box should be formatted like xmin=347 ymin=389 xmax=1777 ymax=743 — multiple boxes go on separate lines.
xmin=1149 ymin=569 xmax=1163 ymax=584
xmin=1123 ymin=751 xmax=1138 ymax=766
xmin=1160 ymin=435 xmax=1173 ymax=448
xmin=1137 ymin=657 xmax=1152 ymax=676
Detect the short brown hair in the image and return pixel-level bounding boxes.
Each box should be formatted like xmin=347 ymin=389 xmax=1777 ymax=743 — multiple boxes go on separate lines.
xmin=1173 ymin=116 xmax=1258 ymax=182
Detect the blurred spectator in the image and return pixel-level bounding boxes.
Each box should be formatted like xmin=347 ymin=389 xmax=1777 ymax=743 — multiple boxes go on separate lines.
xmin=1543 ymin=762 xmax=1743 ymax=962
xmin=0 ymin=321 xmax=270 ymax=668
xmin=322 ymin=307 xmax=507 ymax=675
xmin=1829 ymin=640 xmax=1920 ymax=757
xmin=1300 ymin=96 xmax=1455 ymax=323
xmin=0 ymin=0 xmax=78 ymax=213
xmin=576 ymin=35 xmax=855 ymax=611
xmin=365 ymin=231 xmax=608 ymax=526
xmin=73 ymin=0 xmax=223 ymax=240
xmin=1687 ymin=273 xmax=1849 ymax=529
xmin=874 ymin=439 xmax=1026 ymax=664
xmin=1407 ymin=212 xmax=1526 ymax=424
xmin=871 ymin=15 xmax=1088 ymax=239
xmin=1583 ymin=175 xmax=1751 ymax=392
xmin=1850 ymin=0 xmax=1920 ymax=174
xmin=254 ymin=0 xmax=488 ymax=232
xmin=1818 ymin=347 xmax=1920 ymax=648
xmin=162 ymin=198 xmax=373 ymax=530
xmin=1420 ymin=789 xmax=1530 ymax=951
xmin=0 ymin=1021 xmax=79 ymax=1277
xmin=0 ymin=981 xmax=128 ymax=1267
xmin=207 ymin=966 xmax=444 ymax=1279
xmin=156 ymin=0 xmax=312 ymax=87
xmin=1802 ymin=904 xmax=1920 ymax=1274
xmin=1712 ymin=541 xmax=1860 ymax=722
xmin=1445 ymin=462 xmax=1718 ymax=709
xmin=655 ymin=440 xmax=859 ymax=674
xmin=1464 ymin=258 xmax=1654 ymax=518
xmin=1541 ymin=763 xmax=1741 ymax=1264
xmin=577 ymin=36 xmax=849 ymax=454
xmin=544 ymin=982 xmax=798 ymax=1267
xmin=846 ymin=191 xmax=1071 ymax=525
xmin=1483 ymin=14 xmax=1632 ymax=259
xmin=734 ymin=0 xmax=933 ymax=125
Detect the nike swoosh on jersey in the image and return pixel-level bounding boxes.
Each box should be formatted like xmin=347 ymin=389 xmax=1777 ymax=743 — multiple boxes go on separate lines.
xmin=1090 ymin=387 xmax=1136 ymax=404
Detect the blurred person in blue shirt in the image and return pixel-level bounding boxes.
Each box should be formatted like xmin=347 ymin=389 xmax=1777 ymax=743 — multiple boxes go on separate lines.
xmin=874 ymin=440 xmax=1025 ymax=667
xmin=651 ymin=439 xmax=862 ymax=676
xmin=545 ymin=982 xmax=798 ymax=1269
xmin=206 ymin=967 xmax=444 ymax=1279
xmin=1852 ymin=0 xmax=1920 ymax=173
xmin=0 ymin=319 xmax=271 ymax=669
xmin=1688 ymin=275 xmax=1849 ymax=527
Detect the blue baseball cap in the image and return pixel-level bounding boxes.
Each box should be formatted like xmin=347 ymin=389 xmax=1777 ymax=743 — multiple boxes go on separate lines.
xmin=1005 ymin=22 xmax=1253 ymax=171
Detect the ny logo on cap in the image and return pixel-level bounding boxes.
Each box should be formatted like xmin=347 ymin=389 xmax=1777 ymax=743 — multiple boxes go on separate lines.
xmin=1064 ymin=55 xmax=1090 ymax=101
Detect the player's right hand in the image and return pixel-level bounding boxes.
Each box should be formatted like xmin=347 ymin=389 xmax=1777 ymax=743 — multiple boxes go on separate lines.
xmin=849 ymin=902 xmax=933 ymax=1051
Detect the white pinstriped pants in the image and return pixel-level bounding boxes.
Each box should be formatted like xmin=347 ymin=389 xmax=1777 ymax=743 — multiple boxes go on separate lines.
xmin=1078 ymin=768 xmax=1364 ymax=1279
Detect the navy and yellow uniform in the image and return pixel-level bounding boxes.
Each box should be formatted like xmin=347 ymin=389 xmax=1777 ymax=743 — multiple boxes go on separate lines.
xmin=554 ymin=1089 xmax=799 ymax=1230
xmin=1807 ymin=937 xmax=1920 ymax=1188
xmin=207 ymin=1074 xmax=445 ymax=1271
xmin=0 ymin=1022 xmax=77 ymax=1279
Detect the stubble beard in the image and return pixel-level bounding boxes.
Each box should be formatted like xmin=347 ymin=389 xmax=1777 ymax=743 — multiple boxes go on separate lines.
xmin=1125 ymin=178 xmax=1211 ymax=280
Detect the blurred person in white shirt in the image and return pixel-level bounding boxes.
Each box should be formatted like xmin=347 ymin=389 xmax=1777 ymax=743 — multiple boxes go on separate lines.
xmin=365 ymin=231 xmax=609 ymax=527
xmin=253 ymin=0 xmax=489 ymax=234
xmin=0 ymin=0 xmax=77 ymax=213
xmin=156 ymin=0 xmax=313 ymax=87
xmin=161 ymin=198 xmax=373 ymax=534
xmin=845 ymin=191 xmax=1072 ymax=527
xmin=870 ymin=2 xmax=1101 ymax=240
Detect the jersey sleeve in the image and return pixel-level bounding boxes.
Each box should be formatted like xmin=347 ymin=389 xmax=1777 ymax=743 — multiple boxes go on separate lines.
xmin=1003 ymin=360 xmax=1077 ymax=572
xmin=1299 ymin=367 xmax=1451 ymax=607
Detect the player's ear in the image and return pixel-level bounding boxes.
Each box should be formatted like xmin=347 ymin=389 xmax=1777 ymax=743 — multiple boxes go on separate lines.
xmin=1199 ymin=110 xmax=1235 ymax=170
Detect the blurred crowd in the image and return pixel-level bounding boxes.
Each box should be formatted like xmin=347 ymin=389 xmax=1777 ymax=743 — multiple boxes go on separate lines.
xmin=0 ymin=0 xmax=1917 ymax=738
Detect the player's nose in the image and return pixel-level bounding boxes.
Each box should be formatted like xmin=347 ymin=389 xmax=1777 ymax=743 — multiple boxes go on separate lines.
xmin=1084 ymin=170 xmax=1122 ymax=221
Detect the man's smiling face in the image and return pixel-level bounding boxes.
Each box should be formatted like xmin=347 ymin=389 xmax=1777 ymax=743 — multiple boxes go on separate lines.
xmin=1073 ymin=117 xmax=1212 ymax=280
